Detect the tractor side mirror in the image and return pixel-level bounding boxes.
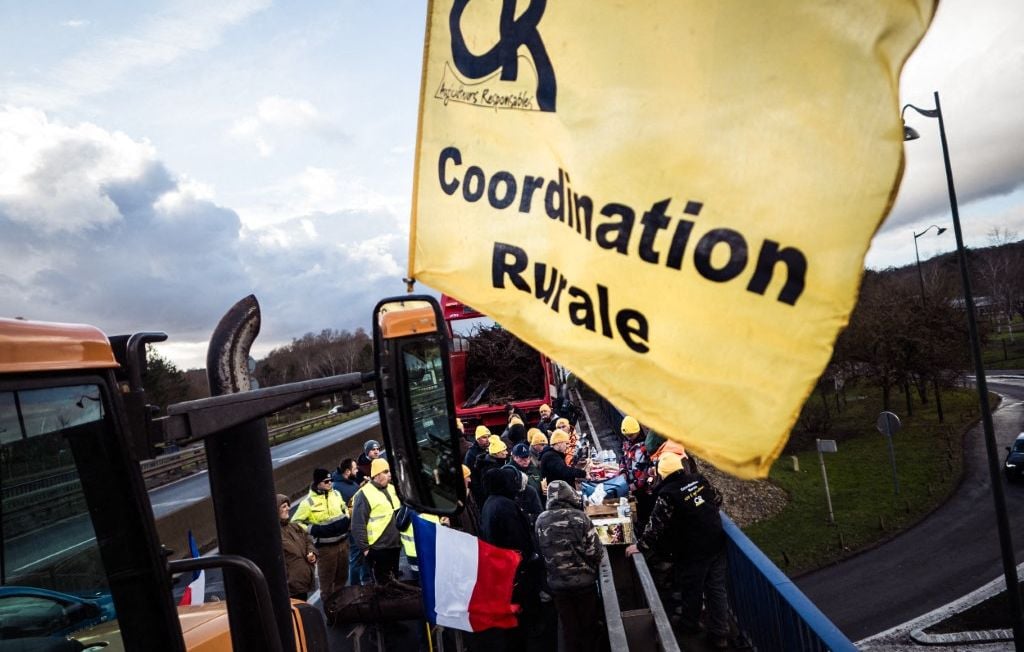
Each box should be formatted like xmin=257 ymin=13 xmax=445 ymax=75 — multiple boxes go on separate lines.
xmin=373 ymin=295 xmax=464 ymax=515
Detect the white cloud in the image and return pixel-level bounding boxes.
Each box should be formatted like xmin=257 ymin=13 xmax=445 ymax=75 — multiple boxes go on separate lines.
xmin=235 ymin=165 xmax=407 ymax=229
xmin=60 ymin=20 xmax=90 ymax=29
xmin=0 ymin=108 xmax=408 ymax=369
xmin=869 ymin=0 xmax=1024 ymax=267
xmin=4 ymin=0 xmax=272 ymax=109
xmin=228 ymin=96 xmax=343 ymax=157
xmin=0 ymin=107 xmax=158 ymax=232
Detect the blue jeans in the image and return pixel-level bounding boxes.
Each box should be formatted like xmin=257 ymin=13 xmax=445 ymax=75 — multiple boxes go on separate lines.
xmin=348 ymin=541 xmax=372 ymax=585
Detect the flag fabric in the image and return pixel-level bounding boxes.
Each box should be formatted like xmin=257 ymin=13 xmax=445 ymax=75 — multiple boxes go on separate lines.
xmin=178 ymin=530 xmax=205 ymax=607
xmin=412 ymin=514 xmax=521 ymax=631
xmin=409 ymin=1 xmax=936 ymax=478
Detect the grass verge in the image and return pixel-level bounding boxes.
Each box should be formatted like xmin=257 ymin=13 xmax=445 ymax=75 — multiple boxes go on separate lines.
xmin=743 ymin=384 xmax=981 ymax=576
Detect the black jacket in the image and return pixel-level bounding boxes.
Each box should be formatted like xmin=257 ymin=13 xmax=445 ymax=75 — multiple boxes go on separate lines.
xmin=480 ymin=467 xmax=535 ymax=557
xmin=463 ymin=442 xmax=487 ymax=473
xmin=472 ymin=453 xmax=506 ymax=504
xmin=638 ymin=470 xmax=725 ymax=560
xmin=539 ymin=446 xmax=586 ymax=484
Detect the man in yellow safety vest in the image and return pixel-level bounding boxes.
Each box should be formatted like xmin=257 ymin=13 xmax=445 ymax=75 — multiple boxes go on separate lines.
xmin=399 ymin=508 xmax=440 ymax=580
xmin=291 ymin=468 xmax=350 ymax=602
xmin=350 ymin=458 xmax=402 ymax=583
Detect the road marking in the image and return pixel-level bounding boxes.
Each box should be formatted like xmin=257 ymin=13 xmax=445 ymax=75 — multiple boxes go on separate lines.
xmin=14 ymin=538 xmax=95 ymax=573
xmin=151 ymin=497 xmax=204 ymax=509
xmin=272 ymin=449 xmax=308 ymax=463
xmin=157 ymin=468 xmax=209 ymax=490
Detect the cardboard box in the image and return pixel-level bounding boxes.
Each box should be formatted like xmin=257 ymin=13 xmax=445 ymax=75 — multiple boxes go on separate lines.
xmin=585 ymin=504 xmax=619 ymax=518
xmin=592 ymin=517 xmax=635 ymax=545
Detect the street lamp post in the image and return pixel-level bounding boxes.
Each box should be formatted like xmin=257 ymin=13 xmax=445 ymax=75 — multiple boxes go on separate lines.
xmin=904 ymin=91 xmax=1024 ymax=649
xmin=911 ymin=224 xmax=947 ymax=423
xmin=912 ymin=224 xmax=947 ymax=302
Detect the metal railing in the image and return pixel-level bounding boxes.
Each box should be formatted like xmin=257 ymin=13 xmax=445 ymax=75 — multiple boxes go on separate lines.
xmin=138 ymin=401 xmax=377 ymax=486
xmin=2 ymin=402 xmax=378 ymax=507
xmin=722 ymin=514 xmax=856 ymax=651
xmin=591 ymin=394 xmax=855 ymax=650
xmin=2 ymin=469 xmax=79 ymax=499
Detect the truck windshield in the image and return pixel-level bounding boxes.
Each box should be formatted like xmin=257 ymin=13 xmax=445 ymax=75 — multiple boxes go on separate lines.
xmin=0 ymin=384 xmax=118 ymax=643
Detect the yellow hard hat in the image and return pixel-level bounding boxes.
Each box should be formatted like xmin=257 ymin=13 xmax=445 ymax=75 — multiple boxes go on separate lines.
xmin=550 ymin=431 xmax=570 ymax=445
xmin=489 ymin=438 xmax=508 ymax=455
xmin=475 ymin=425 xmax=491 ymax=439
xmin=555 ymin=417 xmax=570 ymax=430
xmin=621 ymin=416 xmax=641 ymax=436
xmin=509 ymin=414 xmax=524 ymax=426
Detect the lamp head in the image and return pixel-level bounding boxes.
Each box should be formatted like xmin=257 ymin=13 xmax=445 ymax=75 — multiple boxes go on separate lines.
xmin=937 ymin=227 xmax=947 ymax=235
xmin=903 ymin=123 xmax=921 ymax=142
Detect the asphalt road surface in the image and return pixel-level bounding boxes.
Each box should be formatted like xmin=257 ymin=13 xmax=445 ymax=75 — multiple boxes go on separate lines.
xmin=796 ymin=373 xmax=1024 ymax=641
xmin=149 ymin=412 xmax=380 ymax=518
xmin=8 ymin=412 xmax=380 ymax=578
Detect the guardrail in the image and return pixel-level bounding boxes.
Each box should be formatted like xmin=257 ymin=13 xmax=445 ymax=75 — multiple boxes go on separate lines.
xmin=599 ymin=546 xmax=681 ymax=652
xmin=1 ymin=402 xmax=379 ymax=508
xmin=723 ymin=513 xmax=856 ymax=651
xmin=590 ymin=394 xmax=855 ymax=649
xmin=2 ymin=470 xmax=79 ymax=499
xmin=138 ymin=401 xmax=377 ymax=487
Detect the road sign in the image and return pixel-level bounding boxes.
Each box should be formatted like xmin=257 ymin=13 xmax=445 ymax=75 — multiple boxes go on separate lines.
xmin=817 ymin=439 xmax=838 ymax=453
xmin=876 ymin=411 xmax=901 ymax=437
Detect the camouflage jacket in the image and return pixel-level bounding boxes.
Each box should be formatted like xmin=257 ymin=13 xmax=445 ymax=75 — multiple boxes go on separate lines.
xmin=535 ymin=480 xmax=603 ymax=593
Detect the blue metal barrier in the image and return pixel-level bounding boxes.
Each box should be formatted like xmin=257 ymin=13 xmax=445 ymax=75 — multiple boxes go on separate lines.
xmin=722 ymin=514 xmax=856 ymax=651
xmin=596 ymin=396 xmax=856 ymax=650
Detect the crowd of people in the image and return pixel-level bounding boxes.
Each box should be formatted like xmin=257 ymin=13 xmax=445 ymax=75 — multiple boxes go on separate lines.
xmin=277 ymin=404 xmax=733 ymax=650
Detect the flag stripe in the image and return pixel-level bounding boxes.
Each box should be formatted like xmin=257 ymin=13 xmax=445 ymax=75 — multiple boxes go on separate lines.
xmin=411 ymin=514 xmax=521 ymax=632
xmin=412 ymin=515 xmax=438 ymax=623
xmin=178 ymin=530 xmax=205 ymax=607
xmin=468 ymin=538 xmax=520 ymax=631
xmin=433 ymin=521 xmax=476 ymax=631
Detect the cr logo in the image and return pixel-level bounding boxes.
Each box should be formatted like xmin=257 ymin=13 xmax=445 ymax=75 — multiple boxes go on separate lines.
xmin=449 ymin=0 xmax=557 ymax=112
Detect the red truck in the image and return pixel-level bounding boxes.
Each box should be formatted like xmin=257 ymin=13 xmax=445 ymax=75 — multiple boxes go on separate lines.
xmin=441 ymin=294 xmax=563 ymax=431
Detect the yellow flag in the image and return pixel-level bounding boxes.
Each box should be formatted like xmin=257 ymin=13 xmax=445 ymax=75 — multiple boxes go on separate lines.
xmin=409 ymin=0 xmax=935 ymax=478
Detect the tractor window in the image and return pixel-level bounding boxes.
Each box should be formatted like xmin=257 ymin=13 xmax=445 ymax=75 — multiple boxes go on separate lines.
xmin=1 ymin=384 xmax=118 ymax=642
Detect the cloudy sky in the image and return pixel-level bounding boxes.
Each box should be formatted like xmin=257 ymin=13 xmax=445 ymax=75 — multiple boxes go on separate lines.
xmin=1 ymin=1 xmax=1021 ymax=370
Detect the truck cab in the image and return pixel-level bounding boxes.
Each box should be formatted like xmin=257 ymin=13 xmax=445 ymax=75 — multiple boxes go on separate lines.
xmin=0 ymin=315 xmax=331 ymax=651
xmin=0 ymin=294 xmax=467 ymax=652
xmin=0 ymin=318 xmax=198 ymax=650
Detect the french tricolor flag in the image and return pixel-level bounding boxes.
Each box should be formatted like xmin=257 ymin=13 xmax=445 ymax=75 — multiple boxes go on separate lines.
xmin=412 ymin=514 xmax=521 ymax=631
xmin=178 ymin=530 xmax=205 ymax=607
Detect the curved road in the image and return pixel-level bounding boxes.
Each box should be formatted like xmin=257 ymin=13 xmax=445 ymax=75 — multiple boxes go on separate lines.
xmin=796 ymin=373 xmax=1024 ymax=641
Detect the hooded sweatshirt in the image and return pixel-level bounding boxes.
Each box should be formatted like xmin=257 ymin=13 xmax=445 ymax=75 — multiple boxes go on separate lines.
xmin=480 ymin=466 xmax=535 ymax=557
xmin=535 ymin=480 xmax=603 ymax=592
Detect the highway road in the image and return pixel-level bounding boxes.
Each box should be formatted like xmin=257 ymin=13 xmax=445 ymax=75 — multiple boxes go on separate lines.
xmin=797 ymin=373 xmax=1024 ymax=641
xmin=7 ymin=412 xmax=380 ymax=577
xmin=149 ymin=412 xmax=380 ymax=518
